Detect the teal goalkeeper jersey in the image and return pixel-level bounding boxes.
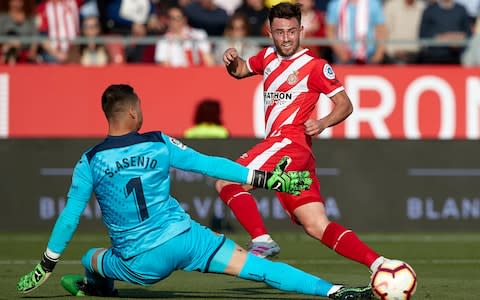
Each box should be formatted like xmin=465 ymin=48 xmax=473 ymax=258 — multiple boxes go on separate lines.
xmin=47 ymin=131 xmax=250 ymax=259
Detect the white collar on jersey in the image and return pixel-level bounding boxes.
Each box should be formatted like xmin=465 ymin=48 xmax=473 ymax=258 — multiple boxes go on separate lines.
xmin=276 ymin=48 xmax=309 ymax=60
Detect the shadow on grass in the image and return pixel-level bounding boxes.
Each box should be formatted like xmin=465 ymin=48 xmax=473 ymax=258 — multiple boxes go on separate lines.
xmin=18 ymin=287 xmax=314 ymax=300
xmin=18 ymin=296 xmax=68 ymax=299
xmin=118 ymin=286 xmax=313 ymax=299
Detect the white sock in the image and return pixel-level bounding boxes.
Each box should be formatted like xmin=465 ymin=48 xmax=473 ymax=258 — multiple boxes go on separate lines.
xmin=327 ymin=285 xmax=343 ymax=296
xmin=252 ymin=234 xmax=273 ymax=243
xmin=370 ymin=256 xmax=386 ymax=273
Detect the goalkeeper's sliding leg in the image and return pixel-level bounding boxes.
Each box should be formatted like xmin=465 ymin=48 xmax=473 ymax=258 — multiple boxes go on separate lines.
xmin=61 ymin=224 xmax=373 ymax=299
xmin=208 ymin=238 xmax=373 ymax=299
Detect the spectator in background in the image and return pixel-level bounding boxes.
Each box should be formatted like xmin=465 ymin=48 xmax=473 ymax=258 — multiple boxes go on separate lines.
xmin=36 ymin=0 xmax=79 ymax=64
xmin=154 ymin=5 xmax=214 ymax=67
xmin=79 ymin=0 xmax=98 ymax=20
xmin=298 ymin=0 xmax=327 ymax=58
xmin=325 ymin=0 xmax=386 ymax=64
xmin=213 ymin=0 xmax=242 ymax=16
xmin=184 ymin=0 xmax=229 ymax=36
xmin=96 ymin=0 xmax=162 ymax=63
xmin=454 ymin=0 xmax=480 ymax=29
xmin=418 ymin=0 xmax=470 ymax=64
xmin=461 ymin=16 xmax=480 ymax=66
xmin=184 ymin=99 xmax=229 ymax=138
xmin=68 ymin=15 xmax=109 ymax=65
xmin=214 ymin=13 xmax=259 ymax=65
xmin=384 ymin=0 xmax=425 ymax=64
xmin=315 ymin=0 xmax=332 ymax=12
xmin=234 ymin=0 xmax=269 ymax=36
xmin=0 ymin=0 xmax=38 ymax=65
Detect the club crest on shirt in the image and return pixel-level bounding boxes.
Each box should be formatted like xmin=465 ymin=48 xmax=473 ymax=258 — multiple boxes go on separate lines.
xmin=323 ymin=64 xmax=336 ymax=80
xmin=287 ymin=70 xmax=299 ymax=85
xmin=169 ymin=137 xmax=187 ymax=150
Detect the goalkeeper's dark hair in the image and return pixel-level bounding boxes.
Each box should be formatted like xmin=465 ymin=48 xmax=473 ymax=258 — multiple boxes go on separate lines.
xmin=101 ymin=84 xmax=139 ymax=119
xmin=268 ymin=2 xmax=302 ymax=25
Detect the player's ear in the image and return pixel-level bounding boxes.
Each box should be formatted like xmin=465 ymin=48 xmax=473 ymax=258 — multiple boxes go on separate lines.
xmin=128 ymin=104 xmax=137 ymax=120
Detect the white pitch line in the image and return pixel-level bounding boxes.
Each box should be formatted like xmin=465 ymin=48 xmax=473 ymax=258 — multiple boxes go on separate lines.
xmin=0 ymin=236 xmax=109 ymax=242
xmin=40 ymin=168 xmax=74 ymax=176
xmin=1 ymin=259 xmax=479 ymax=265
xmin=2 ymin=235 xmax=480 ymax=243
xmin=283 ymin=259 xmax=480 ymax=265
xmin=408 ymin=168 xmax=480 ymax=176
xmin=315 ymin=168 xmax=340 ymax=176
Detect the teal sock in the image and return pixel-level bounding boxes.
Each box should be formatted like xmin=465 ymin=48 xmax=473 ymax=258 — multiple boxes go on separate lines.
xmin=238 ymin=253 xmax=333 ymax=296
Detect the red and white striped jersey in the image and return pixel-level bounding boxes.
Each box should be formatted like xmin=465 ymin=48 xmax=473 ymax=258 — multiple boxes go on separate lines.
xmin=37 ymin=0 xmax=80 ymax=53
xmin=154 ymin=27 xmax=211 ymax=67
xmin=247 ymin=47 xmax=344 ymax=139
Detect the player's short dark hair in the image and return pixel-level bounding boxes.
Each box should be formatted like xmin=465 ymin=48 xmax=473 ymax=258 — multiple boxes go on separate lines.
xmin=194 ymin=99 xmax=223 ymax=125
xmin=101 ymin=84 xmax=139 ymax=119
xmin=268 ymin=2 xmax=302 ymax=25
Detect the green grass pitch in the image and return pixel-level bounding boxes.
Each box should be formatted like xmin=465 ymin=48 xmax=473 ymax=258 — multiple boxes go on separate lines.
xmin=1 ymin=232 xmax=479 ymax=299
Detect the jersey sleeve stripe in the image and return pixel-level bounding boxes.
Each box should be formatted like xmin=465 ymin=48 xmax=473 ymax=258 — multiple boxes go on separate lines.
xmin=326 ymin=86 xmax=345 ymax=98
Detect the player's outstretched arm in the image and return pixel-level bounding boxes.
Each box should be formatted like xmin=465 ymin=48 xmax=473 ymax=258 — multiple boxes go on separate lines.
xmin=165 ymin=136 xmax=311 ymax=194
xmin=248 ymin=156 xmax=313 ymax=196
xmin=17 ymin=155 xmax=92 ymax=294
xmin=17 ymin=252 xmax=58 ymax=293
xmin=223 ymin=48 xmax=253 ymax=79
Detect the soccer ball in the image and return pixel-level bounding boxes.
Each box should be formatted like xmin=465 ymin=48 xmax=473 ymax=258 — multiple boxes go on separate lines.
xmin=371 ymin=260 xmax=417 ymax=300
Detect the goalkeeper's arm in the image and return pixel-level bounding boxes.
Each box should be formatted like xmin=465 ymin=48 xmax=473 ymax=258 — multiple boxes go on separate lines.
xmin=247 ymin=156 xmax=312 ymax=196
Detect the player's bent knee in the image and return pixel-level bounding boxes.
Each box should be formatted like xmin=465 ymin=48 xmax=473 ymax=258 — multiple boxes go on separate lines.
xmin=215 ymin=180 xmax=227 ymax=192
xmin=303 ymin=224 xmax=326 ymax=240
xmin=81 ymin=248 xmax=107 ymax=274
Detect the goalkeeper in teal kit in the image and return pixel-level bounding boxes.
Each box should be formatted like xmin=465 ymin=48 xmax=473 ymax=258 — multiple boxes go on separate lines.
xmin=17 ymin=84 xmax=373 ymax=299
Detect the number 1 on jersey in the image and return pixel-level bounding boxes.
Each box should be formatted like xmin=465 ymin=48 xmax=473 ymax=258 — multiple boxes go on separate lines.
xmin=126 ymin=177 xmax=149 ymax=221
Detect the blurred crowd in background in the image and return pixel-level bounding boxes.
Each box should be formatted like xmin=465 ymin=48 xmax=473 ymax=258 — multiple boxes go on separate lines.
xmin=0 ymin=0 xmax=479 ymax=66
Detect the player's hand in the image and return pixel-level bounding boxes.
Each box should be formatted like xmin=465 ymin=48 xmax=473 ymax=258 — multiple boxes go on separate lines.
xmin=17 ymin=263 xmax=52 ymax=294
xmin=17 ymin=252 xmax=58 ymax=294
xmin=223 ymin=48 xmax=239 ymax=66
xmin=267 ymin=156 xmax=312 ymax=196
xmin=250 ymin=156 xmax=312 ymax=196
xmin=304 ymin=119 xmax=328 ymax=136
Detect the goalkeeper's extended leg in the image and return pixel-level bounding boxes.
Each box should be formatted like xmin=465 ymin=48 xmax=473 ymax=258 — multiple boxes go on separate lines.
xmin=239 ymin=252 xmax=338 ymax=296
xmin=207 ymin=238 xmax=372 ymax=299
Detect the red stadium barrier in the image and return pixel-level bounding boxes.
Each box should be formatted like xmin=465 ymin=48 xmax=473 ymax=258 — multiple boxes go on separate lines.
xmin=0 ymin=65 xmax=479 ymax=139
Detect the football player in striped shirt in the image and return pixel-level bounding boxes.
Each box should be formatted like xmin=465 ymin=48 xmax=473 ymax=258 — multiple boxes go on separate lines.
xmin=217 ymin=2 xmax=389 ymax=274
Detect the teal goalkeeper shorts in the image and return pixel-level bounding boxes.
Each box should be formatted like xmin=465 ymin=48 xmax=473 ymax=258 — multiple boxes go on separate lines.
xmin=94 ymin=220 xmax=227 ymax=285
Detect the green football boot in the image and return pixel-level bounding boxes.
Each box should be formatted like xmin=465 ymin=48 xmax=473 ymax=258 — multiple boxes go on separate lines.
xmin=61 ymin=274 xmax=118 ymax=297
xmin=329 ymin=285 xmax=374 ymax=300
